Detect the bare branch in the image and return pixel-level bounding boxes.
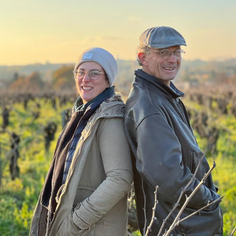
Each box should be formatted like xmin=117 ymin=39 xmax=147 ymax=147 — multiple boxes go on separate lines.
xmin=158 ymin=155 xmax=205 ymax=236
xmin=141 ymin=178 xmax=147 ymax=236
xmin=178 ymin=196 xmax=223 ymax=223
xmin=163 ymin=159 xmax=217 ymax=236
xmin=127 ymin=231 xmax=132 ymax=236
xmin=230 ymin=226 xmax=236 ymax=236
xmin=145 ymin=186 xmax=159 ymax=236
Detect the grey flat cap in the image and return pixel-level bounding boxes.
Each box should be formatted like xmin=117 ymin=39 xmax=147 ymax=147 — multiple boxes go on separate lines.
xmin=139 ymin=26 xmax=187 ymax=49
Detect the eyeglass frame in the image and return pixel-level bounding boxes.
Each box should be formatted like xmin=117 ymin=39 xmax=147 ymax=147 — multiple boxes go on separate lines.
xmin=148 ymin=48 xmax=186 ymax=60
xmin=73 ymin=69 xmax=106 ymax=81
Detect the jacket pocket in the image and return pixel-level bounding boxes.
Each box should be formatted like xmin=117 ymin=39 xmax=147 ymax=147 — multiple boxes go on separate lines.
xmin=55 ymin=211 xmax=92 ymax=236
xmin=178 ymin=205 xmax=222 ymax=235
xmin=73 ymin=186 xmax=94 ymax=208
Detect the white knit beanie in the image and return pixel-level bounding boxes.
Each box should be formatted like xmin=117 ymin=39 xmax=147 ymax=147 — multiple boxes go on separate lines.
xmin=74 ymin=47 xmax=118 ymax=87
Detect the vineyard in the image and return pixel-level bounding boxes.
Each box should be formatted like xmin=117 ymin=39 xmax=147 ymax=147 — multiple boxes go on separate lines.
xmin=0 ymin=84 xmax=235 ymax=235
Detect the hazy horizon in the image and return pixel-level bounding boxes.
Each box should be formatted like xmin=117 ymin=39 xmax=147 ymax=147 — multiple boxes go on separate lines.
xmin=1 ymin=57 xmax=236 ymax=68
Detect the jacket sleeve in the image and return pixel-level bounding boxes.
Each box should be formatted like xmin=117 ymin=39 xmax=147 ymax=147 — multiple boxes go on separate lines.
xmin=130 ymin=113 xmax=220 ymax=210
xmin=72 ymin=118 xmax=133 ymax=229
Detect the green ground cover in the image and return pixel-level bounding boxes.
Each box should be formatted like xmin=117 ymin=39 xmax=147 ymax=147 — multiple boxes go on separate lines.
xmin=0 ymin=97 xmax=235 ymax=236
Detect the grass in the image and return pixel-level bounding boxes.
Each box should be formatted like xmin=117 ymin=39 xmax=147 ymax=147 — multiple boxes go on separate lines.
xmin=0 ymin=96 xmax=235 ymax=236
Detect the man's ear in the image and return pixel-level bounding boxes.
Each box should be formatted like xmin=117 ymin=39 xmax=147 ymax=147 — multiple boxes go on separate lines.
xmin=138 ymin=52 xmax=147 ymax=65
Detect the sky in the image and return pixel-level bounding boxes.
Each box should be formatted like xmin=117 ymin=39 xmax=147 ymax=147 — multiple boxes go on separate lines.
xmin=1 ymin=0 xmax=236 ymax=66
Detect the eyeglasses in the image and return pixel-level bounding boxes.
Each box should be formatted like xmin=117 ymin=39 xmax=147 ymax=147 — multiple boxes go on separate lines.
xmin=151 ymin=49 xmax=185 ymax=60
xmin=73 ymin=69 xmax=105 ymax=81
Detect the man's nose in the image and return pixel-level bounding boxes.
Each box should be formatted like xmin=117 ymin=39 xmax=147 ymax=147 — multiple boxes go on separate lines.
xmin=168 ymin=52 xmax=177 ymax=62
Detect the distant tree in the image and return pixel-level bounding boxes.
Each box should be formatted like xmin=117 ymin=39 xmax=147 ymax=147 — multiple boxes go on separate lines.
xmin=9 ymin=72 xmax=44 ymax=92
xmin=54 ymin=77 xmax=75 ymax=91
xmin=13 ymin=72 xmax=19 ymax=81
xmin=52 ymin=65 xmax=75 ymax=90
xmin=8 ymin=76 xmax=26 ymax=91
xmin=25 ymin=72 xmax=44 ymax=90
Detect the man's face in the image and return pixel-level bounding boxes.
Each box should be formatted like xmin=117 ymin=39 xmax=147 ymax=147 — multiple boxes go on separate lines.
xmin=140 ymin=46 xmax=182 ymax=86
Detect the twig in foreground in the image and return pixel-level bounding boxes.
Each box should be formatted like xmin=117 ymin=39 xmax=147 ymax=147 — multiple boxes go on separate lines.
xmin=157 ymin=155 xmax=205 ymax=236
xmin=230 ymin=225 xmax=236 ymax=236
xmin=145 ymin=186 xmax=158 ymax=236
xmin=178 ymin=196 xmax=223 ymax=223
xmin=163 ymin=159 xmax=216 ymax=236
xmin=141 ymin=178 xmax=147 ymax=236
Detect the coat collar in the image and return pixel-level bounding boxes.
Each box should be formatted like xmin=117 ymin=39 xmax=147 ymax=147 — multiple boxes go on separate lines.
xmin=135 ymin=69 xmax=184 ymax=99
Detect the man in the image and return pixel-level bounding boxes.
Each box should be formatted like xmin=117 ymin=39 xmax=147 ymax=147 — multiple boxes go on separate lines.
xmin=124 ymin=26 xmax=223 ymax=236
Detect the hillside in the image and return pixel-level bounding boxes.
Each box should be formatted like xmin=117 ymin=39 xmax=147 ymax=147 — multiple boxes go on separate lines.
xmin=1 ymin=58 xmax=236 ymax=89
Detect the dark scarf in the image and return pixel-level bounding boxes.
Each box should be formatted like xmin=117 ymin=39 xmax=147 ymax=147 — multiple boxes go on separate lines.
xmin=40 ymin=87 xmax=115 ymax=214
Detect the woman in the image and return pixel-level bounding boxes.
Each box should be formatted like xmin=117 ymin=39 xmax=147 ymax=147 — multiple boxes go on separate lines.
xmin=30 ymin=47 xmax=133 ymax=236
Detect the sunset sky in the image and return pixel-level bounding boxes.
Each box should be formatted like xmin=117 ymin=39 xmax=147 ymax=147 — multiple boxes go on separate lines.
xmin=1 ymin=0 xmax=236 ymax=66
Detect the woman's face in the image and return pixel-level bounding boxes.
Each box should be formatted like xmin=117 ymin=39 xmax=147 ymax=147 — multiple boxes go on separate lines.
xmin=75 ymin=62 xmax=109 ymax=104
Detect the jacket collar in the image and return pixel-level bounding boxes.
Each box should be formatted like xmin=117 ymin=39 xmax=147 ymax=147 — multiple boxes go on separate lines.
xmin=74 ymin=93 xmax=125 ymax=119
xmin=135 ymin=69 xmax=184 ymax=99
xmin=73 ymin=87 xmax=115 ymax=112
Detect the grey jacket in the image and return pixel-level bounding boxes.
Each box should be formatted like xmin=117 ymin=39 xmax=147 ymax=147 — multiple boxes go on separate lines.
xmin=124 ymin=69 xmax=223 ymax=236
xmin=30 ymin=94 xmax=133 ymax=236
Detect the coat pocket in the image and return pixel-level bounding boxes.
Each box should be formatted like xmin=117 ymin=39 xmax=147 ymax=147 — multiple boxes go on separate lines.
xmin=55 ymin=212 xmax=91 ymax=236
xmin=178 ymin=205 xmax=222 ymax=235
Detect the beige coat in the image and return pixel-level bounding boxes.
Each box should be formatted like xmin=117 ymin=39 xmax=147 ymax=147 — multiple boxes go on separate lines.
xmin=30 ymin=94 xmax=133 ymax=236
